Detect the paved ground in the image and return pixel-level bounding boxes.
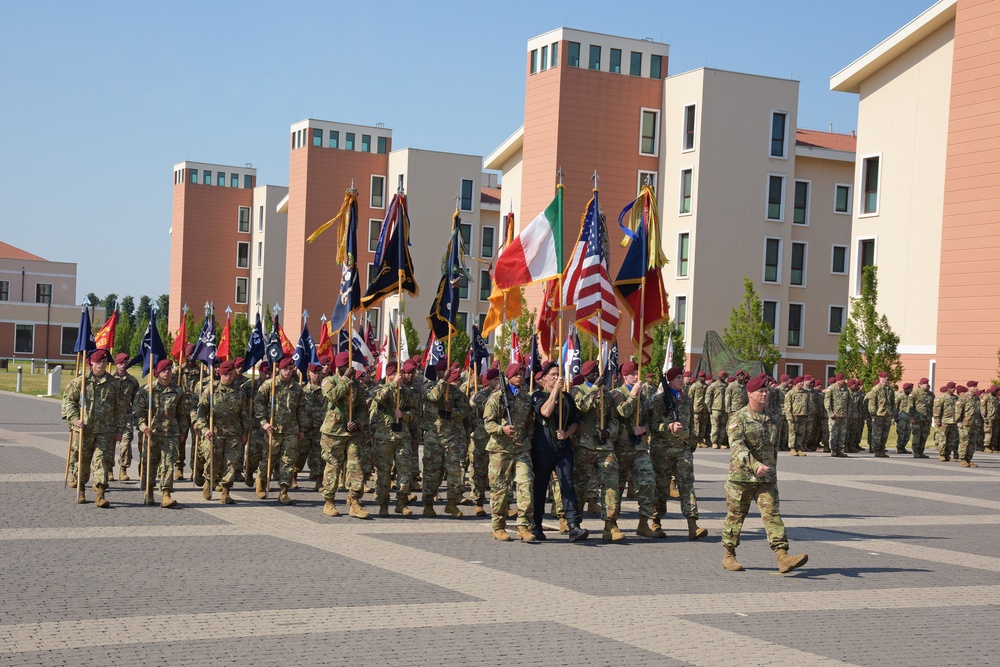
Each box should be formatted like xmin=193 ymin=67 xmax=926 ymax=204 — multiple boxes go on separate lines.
xmin=2 ymin=391 xmax=999 ymax=666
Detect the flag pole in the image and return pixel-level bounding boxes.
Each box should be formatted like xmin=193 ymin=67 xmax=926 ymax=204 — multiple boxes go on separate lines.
xmin=597 ymin=309 xmax=605 ymax=433
xmin=265 ymin=305 xmax=279 ymax=500
xmin=207 ymin=303 xmax=215 ymax=501
xmin=347 ymin=315 xmax=354 ymax=423
xmin=144 ymin=345 xmax=154 ymax=505
xmin=64 ymin=349 xmax=82 ymax=489
xmin=395 ymin=188 xmax=405 ymax=415
xmin=74 ymin=354 xmax=87 ymax=501
xmin=556 ymin=169 xmax=564 ymax=427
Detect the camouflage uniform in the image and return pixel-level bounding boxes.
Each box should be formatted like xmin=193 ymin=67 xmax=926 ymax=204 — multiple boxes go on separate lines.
xmin=688 ymin=378 xmax=710 ymax=446
xmin=112 ymin=370 xmax=140 ymax=473
xmin=956 ymin=389 xmax=982 ymax=464
xmin=469 ymin=386 xmax=493 ymax=506
xmin=64 ymin=371 xmax=124 ymax=492
xmin=774 ymin=383 xmax=791 ymax=450
xmin=811 ymin=386 xmax=829 ymax=451
xmin=933 ymin=390 xmax=959 ymax=460
xmin=483 ymin=385 xmax=535 ymax=531
xmin=195 ymin=380 xmax=247 ymax=488
xmin=647 ymin=387 xmax=701 ymax=521
xmin=409 ymin=379 xmax=426 ymax=487
xmin=372 ymin=381 xmax=417 ymax=506
xmin=571 ymin=383 xmax=621 ymax=521
xmin=296 ymin=380 xmax=326 ymax=481
xmin=611 ymin=384 xmax=656 ymax=518
xmin=177 ymin=362 xmax=201 ymax=476
xmin=824 ymin=383 xmax=853 ymax=456
xmin=911 ymin=385 xmax=935 ymax=457
xmin=424 ymin=380 xmax=474 ymax=506
xmin=254 ymin=376 xmax=307 ymax=490
xmin=722 ymin=406 xmax=789 ymax=552
xmin=705 ymin=378 xmax=729 ymax=448
xmin=982 ymin=391 xmax=999 ymax=452
xmin=850 ymin=386 xmax=868 ymax=453
xmin=894 ymin=389 xmax=915 ymax=452
xmin=866 ymin=382 xmax=895 ymax=455
xmin=319 ymin=373 xmax=369 ymax=504
xmin=244 ymin=376 xmax=268 ymax=482
xmin=134 ymin=381 xmax=188 ymax=493
xmin=783 ymin=385 xmax=810 ymax=454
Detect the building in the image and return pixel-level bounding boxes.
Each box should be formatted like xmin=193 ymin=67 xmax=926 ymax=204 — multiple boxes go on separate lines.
xmin=0 ymin=241 xmax=100 ymax=361
xmin=831 ymin=0 xmax=1000 ymax=384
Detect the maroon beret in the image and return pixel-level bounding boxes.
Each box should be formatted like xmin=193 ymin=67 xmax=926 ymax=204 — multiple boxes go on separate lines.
xmin=620 ymin=361 xmax=638 ymax=375
xmin=89 ymin=349 xmax=109 ymax=363
xmin=803 ymin=375 xmax=814 ymax=382
xmin=504 ymin=362 xmax=522 ymax=379
xmin=990 ymin=384 xmax=999 ymax=394
xmin=435 ymin=359 xmax=448 ymax=372
xmin=402 ymin=359 xmax=418 ymax=373
xmin=793 ymin=376 xmax=802 ymax=384
xmin=902 ymin=382 xmax=912 ymax=390
xmin=277 ymin=357 xmax=294 ymax=369
xmin=834 ymin=373 xmax=844 ymax=382
xmin=705 ymin=373 xmax=713 ymax=381
xmin=727 ymin=377 xmax=736 ymax=383
xmin=645 ymin=373 xmax=655 ymax=380
xmin=334 ymin=351 xmax=350 ymax=367
xmin=719 ymin=372 xmax=729 ymax=379
xmin=581 ymin=360 xmax=598 ymax=376
xmin=319 ymin=355 xmax=332 ymax=366
xmin=918 ymin=377 xmax=928 ymax=385
xmin=939 ymin=386 xmax=948 ymax=393
xmin=233 ymin=357 xmax=245 ymax=368
xmin=968 ymin=380 xmax=978 ymax=387
xmin=258 ymin=361 xmax=270 ymax=373
xmin=451 ymin=361 xmax=460 ymax=369
xmin=877 ymin=371 xmax=888 ymax=379
xmin=308 ymin=363 xmax=323 ymax=374
xmin=666 ymin=367 xmax=683 ymax=382
xmin=153 ymin=359 xmax=172 ymax=375
xmin=946 ymin=381 xmax=956 ymax=389
xmin=956 ymin=385 xmax=967 ymax=394
xmin=572 ymin=374 xmax=586 ymax=386
xmin=219 ymin=360 xmax=236 ymax=374
xmin=448 ymin=368 xmax=461 ymax=382
xmin=779 ymin=374 xmax=790 ymax=382
xmin=683 ymin=371 xmax=692 ymax=377
xmin=114 ymin=352 xmax=129 ymax=365
xmin=484 ymin=368 xmax=499 ymax=381
xmin=746 ymin=376 xmax=767 ymax=393
xmin=184 ymin=343 xmax=196 ymax=356
xmin=697 ymin=370 xmax=706 ymax=378
xmin=385 ymin=362 xmax=398 ymax=376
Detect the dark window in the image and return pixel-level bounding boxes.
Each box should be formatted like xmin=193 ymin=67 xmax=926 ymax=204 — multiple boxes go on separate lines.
xmin=458 ymin=274 xmax=469 ymax=300
xmin=762 ymin=301 xmax=778 ymax=343
xmin=361 ymin=134 xmax=371 ymax=152
xmin=677 ymin=233 xmax=689 ymax=277
xmin=237 ymin=242 xmax=250 ymax=269
xmin=235 ymin=278 xmax=248 ymax=304
xmin=764 ymin=239 xmax=781 ymax=283
xmin=0 ymin=280 xmax=8 ymax=301
xmin=368 ymin=220 xmax=381 ymax=252
xmin=550 ymin=42 xmax=558 ymax=67
xmin=481 ymin=226 xmax=495 ymax=258
xmin=640 ymin=110 xmax=658 ymax=155
xmin=675 ymin=296 xmax=687 ymax=333
xmin=377 ymin=136 xmax=387 ymax=154
xmin=589 ymin=45 xmax=601 ymax=70
xmin=767 ymin=175 xmax=784 ymax=220
xmin=61 ymin=326 xmax=78 ymax=355
xmin=460 ymin=179 xmax=474 ymax=211
xmin=14 ymin=324 xmax=33 ymax=354
xmin=610 ymin=48 xmax=621 ymax=73
xmin=230 ymin=173 xmax=239 ymax=188
xmin=203 ymin=170 xmax=212 ymax=185
xmin=863 ymin=157 xmax=880 ymax=213
xmin=530 ymin=49 xmax=538 ymax=74
xmin=829 ymin=306 xmax=845 ymax=334
xmin=683 ymin=105 xmax=696 ymax=150
xmin=371 ymin=176 xmax=385 ymax=208
xmin=788 ymin=304 xmax=803 ymax=346
xmin=480 ymin=270 xmax=492 ymax=300
xmin=217 ymin=172 xmax=226 ymax=187
xmin=835 ymin=185 xmax=851 ymax=213
xmin=329 ymin=130 xmax=339 ymax=148
xmin=540 ymin=45 xmax=548 ymax=71
xmin=345 ymin=133 xmax=355 ymax=150
xmin=459 ymin=223 xmax=472 ymax=251
xmin=770 ymin=112 xmax=787 ymax=157
xmin=243 ymin=175 xmax=252 ymax=189
xmin=790 ymin=242 xmax=806 ymax=286
xmin=629 ymin=51 xmax=642 ymax=76
xmin=312 ymin=128 xmax=322 ymax=146
xmin=189 ymin=169 xmax=198 ymax=183
xmin=568 ymin=42 xmax=580 ymax=67
xmin=832 ymin=246 xmax=847 ymax=274
xmin=238 ymin=206 xmax=250 ymax=232
xmin=680 ymin=170 xmax=692 ymax=214
xmin=793 ymin=181 xmax=809 ymax=224
xmin=35 ymin=283 xmax=52 ymax=304
xmin=650 ymin=54 xmax=662 ymax=79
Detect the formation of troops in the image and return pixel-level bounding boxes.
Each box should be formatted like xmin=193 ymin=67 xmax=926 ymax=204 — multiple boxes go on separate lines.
xmin=62 ymin=344 xmax=993 ymax=571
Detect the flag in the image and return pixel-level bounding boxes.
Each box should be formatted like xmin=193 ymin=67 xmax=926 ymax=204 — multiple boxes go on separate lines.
xmin=217 ymin=313 xmax=231 ymax=361
xmin=364 ymin=320 xmax=377 ymax=357
xmin=481 ymin=211 xmax=523 ymax=337
xmin=510 ymin=329 xmax=523 ymax=365
xmin=336 ymin=327 xmax=350 ymax=354
xmin=423 ymin=335 xmax=446 ymax=382
xmin=618 ymin=183 xmax=668 ymax=268
xmin=613 ymin=212 xmax=669 ymax=364
xmin=190 ymin=309 xmax=217 ymax=367
xmin=127 ymin=307 xmax=167 ymax=377
xmin=663 ymin=326 xmax=674 ymax=373
xmin=351 ymin=326 xmax=374 ymax=369
xmin=243 ymin=313 xmax=266 ymax=373
xmin=73 ymin=307 xmax=96 ymax=354
xmin=562 ymin=190 xmax=619 ymax=341
xmin=470 ymin=325 xmax=490 ymax=376
xmin=397 ymin=313 xmax=410 ymax=362
xmin=170 ymin=309 xmax=188 ymax=362
xmin=328 ymin=191 xmax=361 ymax=334
xmin=524 ymin=333 xmax=542 ymax=384
xmin=292 ymin=323 xmax=318 ymax=375
xmin=427 ymin=210 xmax=465 ymax=341
xmin=93 ymin=309 xmax=117 ymax=351
xmin=316 ymin=319 xmax=332 ymax=359
xmin=603 ymin=340 xmax=619 ymax=390
xmin=276 ymin=320 xmax=295 ymax=357
xmin=562 ymin=328 xmax=581 ymax=380
xmin=375 ymin=334 xmax=392 ymax=382
xmin=307 ymin=188 xmax=356 ymax=244
xmin=537 ymin=278 xmax=561 ymax=358
xmin=361 ymin=192 xmax=419 ymax=309
xmin=492 ymin=185 xmax=564 ymax=290
xmin=265 ymin=315 xmax=285 ymax=365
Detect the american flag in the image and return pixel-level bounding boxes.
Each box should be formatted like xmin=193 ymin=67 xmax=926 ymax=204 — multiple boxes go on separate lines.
xmin=563 ymin=190 xmax=619 ymax=341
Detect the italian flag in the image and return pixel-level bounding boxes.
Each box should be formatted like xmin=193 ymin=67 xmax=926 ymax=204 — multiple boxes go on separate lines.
xmin=493 ymin=185 xmax=563 ymax=289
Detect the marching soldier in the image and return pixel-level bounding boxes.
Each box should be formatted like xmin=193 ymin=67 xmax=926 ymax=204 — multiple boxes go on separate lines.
xmin=111 ymin=351 xmax=140 ymax=481
xmin=705 ymin=371 xmax=729 ymax=449
xmin=319 ymin=352 xmax=370 ymax=518
xmin=611 ymin=361 xmax=661 ymax=539
xmin=135 ymin=359 xmax=188 ymax=508
xmin=372 ymin=360 xmax=418 ymax=516
xmin=195 ymin=359 xmax=247 ymax=503
xmin=297 ymin=363 xmax=326 ymax=489
xmin=255 ymin=357 xmax=307 ymax=504
xmin=176 ymin=344 xmax=201 ymax=481
xmin=424 ymin=366 xmax=473 ymax=518
xmin=468 ymin=368 xmax=498 ymax=516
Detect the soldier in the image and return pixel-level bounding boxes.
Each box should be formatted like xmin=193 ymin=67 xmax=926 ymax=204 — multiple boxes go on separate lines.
xmin=689 ymin=371 xmax=710 ymax=448
xmin=195 ymin=358 xmax=247 ymax=504
xmin=243 ymin=361 xmax=271 ymax=488
xmin=319 ymin=351 xmax=370 ymax=519
xmin=866 ymin=372 xmax=895 ymax=457
xmin=812 ymin=380 xmax=829 ymax=452
xmin=135 ymin=359 xmax=188 ymax=508
xmin=483 ymin=362 xmax=536 ymax=542
xmin=982 ymin=384 xmax=1000 ymax=453
xmin=956 ymin=381 xmax=982 ymax=468
xmin=176 ymin=344 xmax=201 ymax=481
xmin=910 ymin=377 xmax=934 ymax=459
xmin=255 ymin=356 xmax=307 ymax=504
xmin=294 ymin=363 xmax=326 ymax=490
xmin=784 ymin=376 xmax=811 ymax=456
xmin=895 ymin=383 xmax=916 ymax=454
xmin=721 ymin=374 xmax=809 ymax=574
xmin=705 ymin=371 xmax=729 ymax=449
xmin=372 ymin=360 xmax=418 ymax=516
xmin=934 ymin=383 xmax=959 ymax=461
xmin=726 ymin=371 xmax=749 ymax=420
xmin=773 ymin=374 xmax=791 ymax=450
xmin=111 ymin=351 xmax=140 ymax=481
xmin=824 ymin=373 xmax=852 ymax=457
xmin=424 ymin=366 xmax=472 ymax=518
xmin=468 ymin=368 xmax=498 ymax=517
xmin=408 ymin=364 xmax=427 ymax=493
xmin=611 ymin=361 xmax=661 ymax=538
xmin=648 ymin=367 xmax=708 ymax=540
xmin=851 ymin=379 xmax=869 ymax=453
xmin=63 ymin=349 xmax=124 ymax=507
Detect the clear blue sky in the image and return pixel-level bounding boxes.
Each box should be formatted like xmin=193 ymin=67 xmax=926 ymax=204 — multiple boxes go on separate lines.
xmin=0 ymin=0 xmax=936 ymax=304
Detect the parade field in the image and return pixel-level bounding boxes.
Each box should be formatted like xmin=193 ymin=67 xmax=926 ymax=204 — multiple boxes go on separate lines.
xmin=1 ymin=390 xmax=998 ymax=666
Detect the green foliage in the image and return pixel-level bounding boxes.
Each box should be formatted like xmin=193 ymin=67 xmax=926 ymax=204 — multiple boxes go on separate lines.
xmin=994 ymin=348 xmax=1000 ymax=387
xmin=229 ymin=313 xmax=251 ymax=359
xmin=114 ymin=316 xmax=134 ymax=356
xmin=86 ymin=292 xmax=100 ymax=307
xmin=137 ymin=296 xmax=151 ymax=320
xmin=119 ymin=295 xmax=135 ymax=326
xmin=263 ymin=303 xmax=273 ymax=333
xmin=130 ymin=315 xmax=148 ymax=357
xmin=836 ymin=266 xmax=902 ymax=389
xmin=101 ymin=293 xmax=118 ymax=318
xmin=722 ymin=277 xmax=781 ymax=371
xmin=156 ymin=294 xmax=170 ymax=320
xmin=650 ymin=320 xmax=687 ymax=375
xmin=449 ymin=330 xmax=470 ymax=364
xmin=578 ymin=332 xmax=599 ymax=362
xmin=670 ymin=324 xmax=686 ymax=371
xmin=402 ymin=315 xmax=422 ymax=358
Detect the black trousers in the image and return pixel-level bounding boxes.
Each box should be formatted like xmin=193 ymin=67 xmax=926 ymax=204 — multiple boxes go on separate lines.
xmin=531 ymin=441 xmax=581 ymax=527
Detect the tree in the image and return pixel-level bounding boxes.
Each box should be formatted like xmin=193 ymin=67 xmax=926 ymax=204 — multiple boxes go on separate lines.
xmin=119 ymin=295 xmax=135 ymax=326
xmin=114 ymin=316 xmax=134 ymax=356
xmin=156 ymin=294 xmax=170 ymax=320
xmin=86 ymin=292 xmax=100 ymax=307
xmin=101 ymin=293 xmax=118 ymax=319
xmin=402 ymin=315 xmax=422 ymax=358
xmin=130 ymin=315 xmax=148 ymax=357
xmin=837 ymin=266 xmax=903 ymax=389
xmin=449 ymin=330 xmax=470 ymax=365
xmin=650 ymin=320 xmax=688 ymax=374
xmin=230 ymin=313 xmax=251 ymax=359
xmin=722 ymin=277 xmax=781 ymax=371
xmin=137 ymin=295 xmax=152 ymax=320
xmin=670 ymin=325 xmax=687 ymax=371
xmin=578 ymin=332 xmax=599 ymax=362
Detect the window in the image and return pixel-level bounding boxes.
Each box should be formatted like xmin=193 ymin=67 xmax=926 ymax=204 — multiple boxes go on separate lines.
xmin=231 ymin=173 xmax=239 ymax=188
xmin=610 ymin=48 xmax=621 ymax=73
xmin=35 ymin=283 xmax=52 ymax=304
xmin=367 ymin=263 xmax=377 ymax=286
xmin=459 ymin=222 xmax=472 ymax=251
xmin=829 ymin=306 xmax=845 ymax=334
xmin=15 ymin=324 xmax=33 ymax=354
xmin=477 ymin=313 xmax=489 ymax=342
xmin=766 ymin=174 xmax=785 ymax=220
xmin=793 ymin=180 xmax=810 ymax=224
xmin=361 ymin=134 xmax=371 ymax=152
xmin=679 ymin=169 xmax=693 ymax=214
xmin=629 ymin=51 xmax=642 ymax=76
xmin=329 ymin=130 xmax=339 ymax=149
xmin=540 ymin=45 xmax=548 ymax=71
xmin=397 ymin=174 xmax=404 ymax=192
xmin=480 ymin=269 xmax=492 ymax=300
xmin=677 ymin=233 xmax=690 ymax=277
xmin=650 ymin=54 xmax=662 ymax=79
xmin=589 ymin=45 xmax=601 ymax=70
xmin=258 ymin=205 xmax=264 ymax=232
xmin=255 ymin=278 xmax=261 ymax=305
xmin=189 ymin=169 xmax=198 ymax=183
xmin=790 ymin=242 xmax=806 ymax=286
xmin=481 ymin=226 xmax=495 ymax=258
xmin=312 ymin=129 xmax=322 ymax=147
xmin=638 ymin=171 xmax=657 ymax=195
xmin=568 ymin=42 xmax=580 ymax=67
xmin=550 ymin=42 xmax=558 ymax=67
xmin=0 ymin=280 xmax=8 ymax=301
xmin=460 ymin=178 xmax=474 ymax=212
xmin=831 ymin=245 xmax=848 ymax=274
xmin=217 ymin=172 xmax=226 ymax=187
xmin=530 ymin=49 xmax=538 ymax=74
xmin=61 ymin=326 xmax=78 ymax=356
xmin=237 ymin=242 xmax=250 ymax=269
xmin=368 ymin=220 xmax=381 ymax=252
xmin=455 ymin=311 xmax=469 ymax=335
xmin=785 ymin=363 xmax=802 ymax=378
xmin=458 ymin=273 xmax=469 ymax=300
xmin=762 ymin=300 xmax=779 ymax=344
xmin=788 ymin=303 xmax=803 ymax=347
xmin=256 ymin=241 xmax=262 ymax=268
xmin=345 ymin=133 xmax=355 ymax=150
xmin=371 ymin=175 xmax=385 ymax=208
xmin=640 ymin=109 xmax=658 ymax=155
xmin=238 ymin=206 xmax=250 ymax=232
xmin=857 ymin=238 xmax=876 ymax=293
xmin=244 ymin=175 xmax=252 ymax=189
xmin=674 ymin=296 xmax=687 ymax=336
xmin=835 ymin=184 xmax=851 ymax=213
xmin=770 ymin=111 xmax=788 ymax=158
xmin=764 ymin=238 xmax=782 ymax=283
xmin=682 ymin=105 xmax=696 ymax=151
xmin=377 ymin=136 xmax=387 ymax=154
xmin=203 ymin=170 xmax=212 ymax=185
xmin=235 ymin=278 xmax=248 ymax=304
xmin=862 ymin=156 xmax=880 ymax=214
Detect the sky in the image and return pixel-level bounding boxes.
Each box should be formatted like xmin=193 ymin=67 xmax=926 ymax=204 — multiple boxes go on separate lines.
xmin=0 ymin=0 xmax=937 ymax=304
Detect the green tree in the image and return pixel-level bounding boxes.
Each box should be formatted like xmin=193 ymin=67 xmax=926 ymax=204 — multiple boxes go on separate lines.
xmin=722 ymin=277 xmax=781 ymax=371
xmin=449 ymin=330 xmax=470 ymax=364
xmin=119 ymin=295 xmax=135 ymax=326
xmin=578 ymin=332 xmax=599 ymax=362
xmin=130 ymin=315 xmax=148 ymax=357
xmin=86 ymin=292 xmax=100 ymax=307
xmin=137 ymin=295 xmax=152 ymax=320
xmin=650 ymin=320 xmax=687 ymax=375
xmin=101 ymin=293 xmax=118 ymax=319
xmin=670 ymin=324 xmax=687 ymax=371
xmin=402 ymin=315 xmax=422 ymax=358
xmin=114 ymin=316 xmax=134 ymax=356
xmin=263 ymin=303 xmax=273 ymax=333
xmin=156 ymin=294 xmax=170 ymax=320
xmin=837 ymin=266 xmax=903 ymax=389
xmin=229 ymin=313 xmax=251 ymax=359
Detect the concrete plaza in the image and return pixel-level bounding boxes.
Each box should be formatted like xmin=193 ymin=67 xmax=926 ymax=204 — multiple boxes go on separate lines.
xmin=1 ymin=390 xmax=998 ymax=666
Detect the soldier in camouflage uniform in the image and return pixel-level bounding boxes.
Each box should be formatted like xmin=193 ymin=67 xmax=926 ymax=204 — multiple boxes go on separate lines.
xmin=894 ymin=383 xmax=915 ymax=454
xmin=955 ymin=381 xmax=982 ymax=467
xmin=63 ymin=349 xmax=124 ymax=507
xmin=423 ymin=367 xmax=473 ymax=518
xmin=648 ymin=367 xmax=707 ymax=541
xmin=773 ymin=375 xmax=791 ymax=450
xmin=783 ymin=376 xmax=811 ymax=456
xmin=688 ymin=371 xmax=710 ymax=447
xmin=483 ymin=362 xmax=536 ymax=542
xmin=176 ymin=346 xmax=201 ymax=481
xmin=135 ymin=359 xmax=188 ymax=508
xmin=850 ymin=380 xmax=868 ymax=453
xmin=611 ymin=361 xmax=661 ymax=538
xmin=909 ymin=377 xmax=934 ymax=458
xmin=243 ymin=361 xmax=270 ymax=487
xmin=934 ymin=383 xmax=959 ymax=461
xmin=725 ymin=372 xmax=749 ymax=426
xmin=372 ymin=359 xmax=419 ymax=516
xmin=866 ymin=372 xmax=895 ymax=457
xmin=705 ymin=372 xmax=729 ymax=449
xmin=254 ymin=356 xmax=307 ymax=505
xmin=813 ymin=380 xmax=830 ymax=452
xmin=468 ymin=369 xmax=498 ymax=516
xmin=319 ymin=352 xmax=371 ymax=518
xmin=408 ymin=369 xmax=426 ymax=492
xmin=722 ymin=374 xmax=808 ymax=574
xmin=296 ymin=364 xmax=326 ymax=489
xmin=982 ymin=384 xmax=999 ymax=453
xmin=111 ymin=352 xmax=140 ymax=481
xmin=195 ymin=359 xmax=247 ymax=504
xmin=824 ymin=373 xmax=851 ymax=457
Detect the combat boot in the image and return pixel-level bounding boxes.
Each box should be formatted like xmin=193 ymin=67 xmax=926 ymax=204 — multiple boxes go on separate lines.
xmin=173 ymin=468 xmax=184 ymax=481
xmin=255 ymin=476 xmax=266 ymax=499
xmin=68 ymin=475 xmax=77 ymax=488
xmin=423 ymin=500 xmax=437 ymax=517
xmin=474 ymin=503 xmax=487 ymax=517
xmin=220 ymin=486 xmax=235 ymax=504
xmin=444 ymin=500 xmax=463 ymax=518
xmin=396 ymin=496 xmax=411 ymax=516
xmin=568 ymin=523 xmax=589 ymax=542
xmin=650 ymin=518 xmax=662 ymax=533
xmin=602 ymin=521 xmax=626 ymax=542
xmin=378 ymin=502 xmax=389 ymax=518
xmin=775 ymin=548 xmax=808 ymax=573
xmin=118 ymin=467 xmax=130 ymax=482
xmin=516 ymin=525 xmax=537 ymax=542
xmin=278 ymin=485 xmax=293 ymax=505
xmin=291 ymin=470 xmax=299 ymax=490
xmin=558 ymin=517 xmax=570 ymax=534
xmin=244 ymin=471 xmax=255 ymax=487
xmin=723 ymin=547 xmax=744 ymax=571
xmin=669 ymin=479 xmax=680 ymax=498
xmin=95 ymin=488 xmax=110 ymax=508
xmin=636 ymin=516 xmax=666 ymax=538
xmin=940 ymin=454 xmax=950 ymax=462
xmin=348 ymin=495 xmax=372 ymax=520
xmin=586 ymin=499 xmax=600 ymax=515
xmin=202 ymin=480 xmax=212 ymax=501
xmin=493 ymin=525 xmax=512 ymax=541
xmin=323 ymin=500 xmax=341 ymax=517
xmin=161 ymin=489 xmax=177 ymax=508
xmin=687 ymin=516 xmax=707 ymax=540
xmin=76 ymin=487 xmax=86 ymax=504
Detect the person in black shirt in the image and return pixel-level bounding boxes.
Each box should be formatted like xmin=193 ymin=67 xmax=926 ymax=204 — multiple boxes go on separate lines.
xmin=531 ymin=361 xmax=588 ymax=542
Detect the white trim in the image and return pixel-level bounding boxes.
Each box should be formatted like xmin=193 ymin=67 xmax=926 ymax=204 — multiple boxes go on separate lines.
xmin=13 ymin=322 xmax=34 ymax=355
xmin=825 ymin=364 xmax=838 ymax=383
xmin=60 ymin=324 xmax=78 ymax=356
xmin=638 ymin=170 xmax=658 ymax=197
xmin=855 ymin=236 xmax=878 ymax=296
xmin=858 ymin=153 xmax=882 ymax=217
xmin=827 ymin=304 xmax=847 ymax=334
xmin=792 ymin=179 xmax=811 ymax=226
xmin=681 ymin=103 xmax=697 ymax=152
xmin=678 ymin=168 xmax=694 ymax=216
xmin=768 ymin=110 xmax=790 ymax=160
xmin=787 ymin=302 xmax=805 ymax=348
xmin=765 ymin=173 xmax=786 ymax=222
xmin=831 ymin=244 xmax=849 ymax=275
xmin=784 ymin=362 xmax=802 ymax=377
xmin=237 ymin=206 xmax=251 ymax=234
xmin=236 ymin=241 xmax=250 ymax=269
xmin=370 ymin=174 xmax=387 ymax=209
xmin=0 ymin=270 xmax=75 ymax=279
xmin=762 ymin=299 xmax=780 ymax=345
xmin=834 ymin=183 xmax=853 ymax=215
xmin=676 ymin=231 xmax=691 ymax=279
xmin=639 ymin=107 xmax=660 ymax=157
xmin=899 ymin=344 xmax=937 ymax=355
xmin=763 ymin=236 xmax=783 ymax=284
xmin=794 ymin=145 xmax=855 ymax=162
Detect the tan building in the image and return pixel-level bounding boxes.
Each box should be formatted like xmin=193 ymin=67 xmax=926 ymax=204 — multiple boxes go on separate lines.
xmin=251 ymin=185 xmax=289 ymax=319
xmin=831 ymin=0 xmax=1000 ymax=385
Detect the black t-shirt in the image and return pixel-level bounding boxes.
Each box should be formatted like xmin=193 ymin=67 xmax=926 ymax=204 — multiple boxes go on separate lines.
xmin=531 ymin=389 xmax=579 ymax=449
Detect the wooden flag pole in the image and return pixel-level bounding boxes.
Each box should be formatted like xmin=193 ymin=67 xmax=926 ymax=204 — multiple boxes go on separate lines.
xmin=347 ymin=316 xmax=354 ymax=423
xmin=144 ymin=348 xmax=154 ymax=504
xmin=597 ymin=309 xmax=605 ymax=432
xmin=207 ymin=362 xmax=214 ymax=501
xmin=193 ymin=364 xmax=203 ymax=474
xmin=265 ymin=367 xmax=276 ymax=500
xmin=64 ymin=350 xmax=82 ymax=489
xmin=635 ymin=275 xmax=647 ymax=429
xmin=74 ymin=355 xmax=87 ymax=501
xmin=246 ymin=365 xmax=255 ymax=479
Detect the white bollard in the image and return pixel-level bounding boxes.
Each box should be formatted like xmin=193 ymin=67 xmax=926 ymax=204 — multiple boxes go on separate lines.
xmin=16 ymin=366 xmax=23 ymax=393
xmin=48 ymin=366 xmax=62 ymax=396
